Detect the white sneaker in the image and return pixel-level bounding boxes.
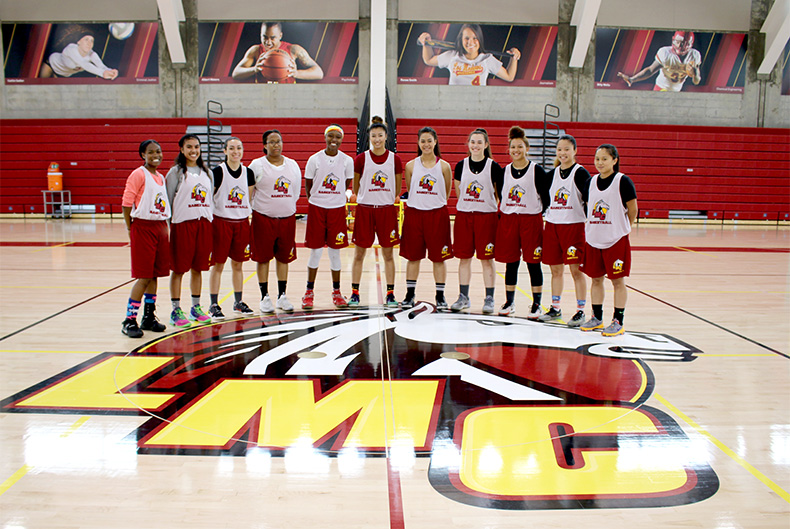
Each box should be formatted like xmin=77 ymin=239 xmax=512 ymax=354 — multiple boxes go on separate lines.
xmin=277 ymin=294 xmax=294 ymax=312
xmin=482 ymin=295 xmax=495 ymax=314
xmin=259 ymin=294 xmax=275 ymax=314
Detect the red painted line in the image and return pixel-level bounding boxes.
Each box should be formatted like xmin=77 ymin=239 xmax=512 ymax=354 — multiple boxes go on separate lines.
xmin=631 ymin=246 xmax=789 ymax=253
xmin=373 ymin=247 xmax=385 ymax=305
xmin=387 ymin=461 xmax=406 ymax=529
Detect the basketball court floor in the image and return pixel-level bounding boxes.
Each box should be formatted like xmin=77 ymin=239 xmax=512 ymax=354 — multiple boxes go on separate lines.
xmin=0 ymin=217 xmax=788 ymax=528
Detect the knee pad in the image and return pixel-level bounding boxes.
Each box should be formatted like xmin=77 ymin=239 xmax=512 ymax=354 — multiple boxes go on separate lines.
xmin=328 ymin=248 xmax=342 ymax=271
xmin=308 ymin=248 xmax=323 ymax=269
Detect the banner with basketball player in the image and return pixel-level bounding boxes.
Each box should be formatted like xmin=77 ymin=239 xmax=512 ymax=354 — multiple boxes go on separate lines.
xmin=781 ymin=39 xmax=790 ymax=96
xmin=198 ymin=21 xmax=358 ymax=84
xmin=2 ymin=22 xmax=158 ymax=85
xmin=397 ymin=22 xmax=557 ymax=87
xmin=595 ymin=28 xmax=747 ymax=93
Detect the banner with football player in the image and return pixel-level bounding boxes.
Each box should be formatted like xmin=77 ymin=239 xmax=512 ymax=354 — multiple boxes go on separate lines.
xmin=595 ymin=28 xmax=747 ymax=93
xmin=2 ymin=22 xmax=158 ymax=85
xmin=397 ymin=22 xmax=557 ymax=87
xmin=198 ymin=21 xmax=358 ymax=84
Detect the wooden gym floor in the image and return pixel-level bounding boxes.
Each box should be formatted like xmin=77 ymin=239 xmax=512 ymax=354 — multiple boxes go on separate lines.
xmin=0 ymin=217 xmax=788 ymax=528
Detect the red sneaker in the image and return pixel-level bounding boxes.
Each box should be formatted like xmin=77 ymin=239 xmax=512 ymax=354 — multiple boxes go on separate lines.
xmin=302 ymin=289 xmax=314 ymax=310
xmin=331 ymin=289 xmax=348 ymax=308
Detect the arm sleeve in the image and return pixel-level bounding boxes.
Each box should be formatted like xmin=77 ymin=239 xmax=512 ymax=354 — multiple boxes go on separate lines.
xmin=620 ymin=175 xmax=638 ymax=206
xmin=212 ymin=166 xmax=224 ymax=194
xmin=574 ymin=166 xmax=592 ymax=204
xmin=164 ymin=166 xmax=181 ymax=205
xmin=121 ymin=168 xmax=145 ymax=208
xmin=246 ymin=167 xmax=256 ymax=187
xmin=393 ymin=154 xmax=403 ymax=175
xmin=353 ymin=153 xmax=366 ymax=175
xmin=491 ymin=161 xmax=505 ymax=201
xmin=453 ymin=160 xmax=464 ymax=182
xmin=534 ymin=164 xmax=552 ymax=213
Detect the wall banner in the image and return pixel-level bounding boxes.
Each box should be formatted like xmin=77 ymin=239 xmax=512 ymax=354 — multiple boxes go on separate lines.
xmin=198 ymin=21 xmax=358 ymax=84
xmin=397 ymin=22 xmax=556 ymax=87
xmin=3 ymin=22 xmax=158 ymax=85
xmin=595 ymin=28 xmax=747 ymax=94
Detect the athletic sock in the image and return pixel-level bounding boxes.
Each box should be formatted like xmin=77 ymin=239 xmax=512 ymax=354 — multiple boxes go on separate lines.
xmin=533 ymin=292 xmax=542 ymax=306
xmin=307 ymin=281 xmax=315 ymax=290
xmin=577 ymin=299 xmax=586 ymax=311
xmin=593 ymin=304 xmax=603 ymax=320
xmin=258 ymin=282 xmax=268 ymax=298
xmin=551 ymin=295 xmax=561 ymax=310
xmin=126 ymin=298 xmax=141 ymax=320
xmin=613 ymin=308 xmax=625 ymax=325
xmin=332 ymin=281 xmax=340 ymax=290
xmin=191 ymin=295 xmax=200 ymax=307
xmin=406 ymin=280 xmax=416 ymax=299
xmin=506 ymin=290 xmax=515 ymax=304
xmin=460 ymin=284 xmax=469 ymax=297
xmin=210 ymin=293 xmax=219 ymax=305
xmin=171 ymin=298 xmax=180 ymax=310
xmin=143 ymin=293 xmax=156 ymax=305
xmin=485 ymin=287 xmax=494 ymax=298
xmin=233 ymin=291 xmax=242 ymax=303
xmin=278 ymin=280 xmax=287 ymax=297
xmin=435 ymin=282 xmax=445 ymax=302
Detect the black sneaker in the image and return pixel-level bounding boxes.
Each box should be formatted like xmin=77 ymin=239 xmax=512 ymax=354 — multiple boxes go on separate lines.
xmin=140 ymin=304 xmax=166 ymax=332
xmin=233 ymin=301 xmax=254 ymax=315
xmin=209 ymin=303 xmax=226 ymax=321
xmin=567 ymin=310 xmax=585 ymax=328
xmin=401 ymin=296 xmax=415 ymax=308
xmin=121 ymin=318 xmax=143 ymax=338
xmin=538 ymin=307 xmax=562 ymax=322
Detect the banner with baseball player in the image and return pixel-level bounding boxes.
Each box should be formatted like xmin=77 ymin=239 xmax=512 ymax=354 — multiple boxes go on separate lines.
xmin=2 ymin=22 xmax=158 ymax=85
xmin=595 ymin=28 xmax=747 ymax=93
xmin=198 ymin=21 xmax=358 ymax=84
xmin=397 ymin=22 xmax=557 ymax=87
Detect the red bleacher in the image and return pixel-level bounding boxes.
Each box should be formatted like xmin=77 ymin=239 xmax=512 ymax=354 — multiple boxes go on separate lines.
xmin=0 ymin=118 xmax=357 ymax=215
xmin=397 ymin=119 xmax=790 ymax=221
xmin=1 ymin=117 xmax=788 ymax=221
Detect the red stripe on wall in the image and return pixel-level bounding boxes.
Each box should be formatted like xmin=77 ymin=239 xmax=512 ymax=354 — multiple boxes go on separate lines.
xmin=324 ymin=23 xmax=356 ymax=78
xmin=119 ymin=23 xmax=156 ymax=78
xmin=706 ymin=33 xmax=744 ymax=87
xmin=530 ymin=26 xmax=557 ymax=81
xmin=20 ymin=24 xmax=51 ymax=78
xmin=623 ymin=30 xmax=654 ymax=75
xmin=211 ymin=22 xmax=244 ymax=77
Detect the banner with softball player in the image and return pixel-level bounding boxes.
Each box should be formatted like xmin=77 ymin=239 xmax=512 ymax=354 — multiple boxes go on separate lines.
xmin=2 ymin=22 xmax=158 ymax=85
xmin=595 ymin=28 xmax=747 ymax=93
xmin=397 ymin=22 xmax=557 ymax=87
xmin=198 ymin=21 xmax=358 ymax=84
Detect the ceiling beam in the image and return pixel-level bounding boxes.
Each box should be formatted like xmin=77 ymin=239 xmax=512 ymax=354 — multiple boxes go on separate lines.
xmin=569 ymin=0 xmax=601 ymax=68
xmin=157 ymin=0 xmax=186 ymax=65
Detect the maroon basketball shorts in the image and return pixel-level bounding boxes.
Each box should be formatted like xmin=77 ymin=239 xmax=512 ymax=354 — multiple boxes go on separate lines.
xmin=452 ymin=211 xmax=497 ymax=260
xmin=170 ymin=218 xmax=213 ymax=274
xmin=251 ymin=211 xmax=297 ymax=264
xmin=352 ymin=204 xmax=400 ymax=248
xmin=400 ymin=206 xmax=453 ymax=262
xmin=130 ymin=218 xmax=171 ymax=279
xmin=583 ymin=235 xmax=631 ymax=279
xmin=305 ymin=203 xmax=349 ymax=249
xmin=212 ymin=215 xmax=251 ymax=264
xmin=495 ymin=212 xmax=544 ymax=264
xmin=542 ymin=221 xmax=585 ymax=265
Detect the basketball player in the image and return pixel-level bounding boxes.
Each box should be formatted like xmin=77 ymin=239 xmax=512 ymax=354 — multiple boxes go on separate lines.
xmin=208 ymin=137 xmax=256 ymax=320
xmin=165 ymin=134 xmax=214 ymax=328
xmin=617 ymin=31 xmax=701 ymax=92
xmin=302 ymin=124 xmax=355 ymax=309
xmin=581 ymin=144 xmax=638 ymax=337
xmin=231 ymin=22 xmax=324 ymax=82
xmin=120 ymin=140 xmax=170 ymax=338
xmin=494 ymin=126 xmax=550 ymax=318
xmin=400 ymin=127 xmax=453 ymax=311
xmin=542 ymin=135 xmax=591 ymax=327
xmin=249 ymin=130 xmax=301 ymax=313
xmin=417 ymin=24 xmax=521 ymax=86
xmin=451 ymin=128 xmax=503 ymax=314
xmin=350 ymin=117 xmax=403 ymax=307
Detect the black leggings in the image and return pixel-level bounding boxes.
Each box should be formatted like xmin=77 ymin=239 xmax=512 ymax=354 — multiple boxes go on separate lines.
xmin=505 ymin=261 xmax=543 ymax=287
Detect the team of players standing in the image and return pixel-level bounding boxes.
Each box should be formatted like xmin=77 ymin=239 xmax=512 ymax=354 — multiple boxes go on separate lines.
xmin=120 ymin=120 xmax=637 ymax=340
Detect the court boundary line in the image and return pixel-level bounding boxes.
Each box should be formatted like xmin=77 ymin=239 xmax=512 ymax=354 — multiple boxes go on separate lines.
xmin=0 ymin=280 xmax=134 ymax=342
xmin=628 ymin=285 xmax=788 ymax=359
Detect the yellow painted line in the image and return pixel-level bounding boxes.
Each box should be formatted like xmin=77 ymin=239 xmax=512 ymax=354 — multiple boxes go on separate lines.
xmin=60 ymin=416 xmax=90 ymax=438
xmin=672 ymin=246 xmax=719 ymax=258
xmin=630 ymin=360 xmax=648 ymax=403
xmin=32 ymin=242 xmax=73 ymax=253
xmin=0 ymin=465 xmax=32 ymax=497
xmin=655 ymin=393 xmax=790 ymax=504
xmin=0 ymin=286 xmax=105 ymax=289
xmin=219 ymin=272 xmax=258 ymax=305
xmin=0 ymin=350 xmax=101 ymax=354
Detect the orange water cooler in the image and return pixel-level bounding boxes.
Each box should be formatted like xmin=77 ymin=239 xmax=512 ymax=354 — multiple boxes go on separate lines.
xmin=47 ymin=162 xmax=63 ymax=191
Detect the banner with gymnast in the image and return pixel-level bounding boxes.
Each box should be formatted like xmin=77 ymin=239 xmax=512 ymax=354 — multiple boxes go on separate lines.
xmin=2 ymin=22 xmax=158 ymax=85
xmin=198 ymin=21 xmax=358 ymax=84
xmin=595 ymin=28 xmax=747 ymax=93
xmin=397 ymin=22 xmax=556 ymax=87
